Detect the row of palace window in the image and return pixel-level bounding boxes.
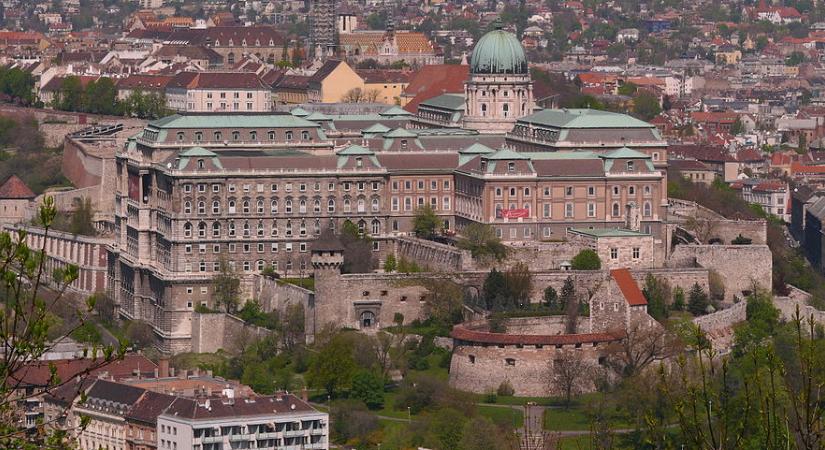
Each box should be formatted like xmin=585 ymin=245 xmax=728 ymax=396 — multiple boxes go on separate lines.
xmin=177 ymin=129 xmax=312 ymax=143
xmin=494 ymin=184 xmax=654 ymax=199
xmin=182 ymin=218 xmax=385 ymax=238
xmin=391 ymin=196 xmax=451 ymax=211
xmin=184 ymin=241 xmax=308 ymax=256
xmin=182 ymin=181 xmax=381 ymax=195
xmin=390 ymin=179 xmax=451 ymax=192
xmin=494 ymin=201 xmax=653 ymax=219
xmin=182 ymin=197 xmax=381 ymax=215
xmin=184 ymin=258 xmax=313 ymax=274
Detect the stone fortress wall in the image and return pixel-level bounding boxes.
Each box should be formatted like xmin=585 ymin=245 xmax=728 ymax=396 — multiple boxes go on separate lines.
xmin=668 ymin=245 xmax=772 ymax=300
xmin=668 ymin=199 xmax=768 ymax=245
xmin=190 ymin=312 xmax=270 ymax=353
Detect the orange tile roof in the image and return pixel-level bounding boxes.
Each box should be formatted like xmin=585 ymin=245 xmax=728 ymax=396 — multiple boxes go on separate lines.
xmin=610 ymin=268 xmax=647 ymax=306
xmin=0 ymin=175 xmax=35 ymax=199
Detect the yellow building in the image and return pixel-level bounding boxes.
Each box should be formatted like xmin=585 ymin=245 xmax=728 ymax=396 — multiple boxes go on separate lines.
xmin=357 ymin=69 xmax=413 ymax=105
xmin=715 ymin=47 xmax=742 ymax=65
xmin=308 ymin=59 xmax=365 ymax=103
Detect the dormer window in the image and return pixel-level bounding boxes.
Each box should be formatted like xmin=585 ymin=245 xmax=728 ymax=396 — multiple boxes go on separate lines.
xmin=255 ymin=39 xmax=260 ymax=46
xmin=232 ymin=131 xmax=240 ymax=141
xmin=268 ymin=130 xmax=275 ymax=140
xmin=228 ymin=39 xmax=234 ymax=46
xmin=214 ymin=40 xmax=220 ymax=46
xmin=214 ymin=131 xmax=222 ymax=141
xmin=627 ymin=161 xmax=635 ymax=171
xmin=269 ymin=39 xmax=274 ymax=45
xmin=194 ymin=132 xmax=203 ymax=142
xmin=177 ymin=132 xmax=185 ymax=142
xmin=508 ymin=162 xmax=515 ymax=173
xmin=285 ymin=131 xmax=293 ymax=141
xmin=241 ymin=39 xmax=247 ymax=46
xmin=197 ymin=159 xmax=204 ymax=169
xmin=356 ymin=157 xmax=363 ymax=168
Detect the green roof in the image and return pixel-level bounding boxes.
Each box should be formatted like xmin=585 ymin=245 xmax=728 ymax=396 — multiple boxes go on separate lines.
xmin=419 ymin=93 xmax=466 ymax=111
xmin=602 ymin=147 xmax=651 ymax=159
xmin=179 ymin=146 xmax=218 ymax=157
xmin=336 ymin=144 xmax=375 ymax=156
xmin=362 ymin=123 xmax=391 ymax=134
xmin=290 ymin=107 xmax=310 ymax=116
xmin=484 ymin=147 xmax=530 ymax=160
xmin=461 ymin=143 xmax=496 ymax=154
xmin=470 ymin=19 xmax=528 ymax=75
xmin=383 ymin=128 xmax=418 ymax=138
xmin=147 ymin=114 xmax=320 ymax=129
xmin=521 ymin=151 xmax=600 ymax=160
xmin=569 ymin=228 xmax=651 ymax=238
xmin=518 ymin=109 xmax=654 ymax=129
xmin=305 ymin=111 xmax=332 ymax=121
xmin=380 ymin=106 xmax=413 ymax=117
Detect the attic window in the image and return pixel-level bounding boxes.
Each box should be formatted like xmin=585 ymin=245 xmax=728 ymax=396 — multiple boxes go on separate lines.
xmin=242 ymin=39 xmax=247 ymax=46
xmin=177 ymin=132 xmax=185 ymax=142
xmin=508 ymin=162 xmax=515 ymax=173
xmin=214 ymin=40 xmax=220 ymax=46
xmin=228 ymin=39 xmax=234 ymax=46
xmin=197 ymin=159 xmax=205 ymax=169
xmin=214 ymin=131 xmax=222 ymax=141
xmin=627 ymin=161 xmax=635 ymax=171
xmin=194 ymin=132 xmax=203 ymax=142
xmin=255 ymin=39 xmax=260 ymax=46
xmin=269 ymin=39 xmax=274 ymax=46
xmin=355 ymin=157 xmax=363 ymax=168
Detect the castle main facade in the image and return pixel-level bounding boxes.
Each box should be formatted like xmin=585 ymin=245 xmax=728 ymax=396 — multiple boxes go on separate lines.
xmin=106 ymin=25 xmax=670 ymax=353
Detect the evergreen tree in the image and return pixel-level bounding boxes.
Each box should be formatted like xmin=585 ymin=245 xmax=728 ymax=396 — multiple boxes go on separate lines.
xmin=688 ymin=283 xmax=710 ymax=316
xmin=383 ymin=253 xmax=397 ymax=272
xmin=560 ymin=277 xmax=576 ymax=311
xmin=482 ymin=268 xmax=507 ymax=311
xmin=543 ymin=285 xmax=559 ymax=310
xmin=350 ymin=370 xmax=384 ymax=410
xmin=672 ymin=286 xmax=686 ymax=311
xmin=642 ymin=274 xmax=670 ymax=322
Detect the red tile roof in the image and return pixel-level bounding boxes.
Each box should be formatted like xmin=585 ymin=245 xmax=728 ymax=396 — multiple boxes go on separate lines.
xmin=402 ymin=64 xmax=469 ymax=113
xmin=11 ymin=354 xmax=157 ymax=388
xmin=610 ymin=268 xmax=647 ymax=306
xmin=0 ymin=175 xmax=35 ymax=199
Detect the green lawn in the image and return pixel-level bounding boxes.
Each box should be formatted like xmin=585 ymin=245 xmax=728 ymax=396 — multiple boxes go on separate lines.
xmin=171 ymin=352 xmax=229 ymax=370
xmin=279 ymin=277 xmax=315 ymax=291
xmin=543 ymin=407 xmax=592 ymax=431
xmin=555 ymin=435 xmax=593 ymax=450
xmin=478 ymin=405 xmax=524 ymax=428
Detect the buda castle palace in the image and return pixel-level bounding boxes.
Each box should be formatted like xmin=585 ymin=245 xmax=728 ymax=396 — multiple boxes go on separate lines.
xmin=107 ymin=22 xmax=669 ymax=352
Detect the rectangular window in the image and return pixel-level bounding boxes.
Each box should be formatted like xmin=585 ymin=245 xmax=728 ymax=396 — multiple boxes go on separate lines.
xmin=392 ymin=197 xmax=399 ymax=211
xmin=565 ymin=203 xmax=574 ymax=218
xmin=587 ymin=203 xmax=596 ymax=217
xmin=443 ymin=196 xmax=451 ymax=210
xmin=444 ymin=180 xmax=450 ymax=190
xmin=588 ymin=186 xmax=596 ymax=197
xmin=610 ymin=248 xmax=618 ymax=259
xmin=632 ymin=247 xmax=640 ymax=259
xmin=565 ymin=186 xmax=573 ymax=197
xmin=543 ymin=203 xmax=551 ymax=218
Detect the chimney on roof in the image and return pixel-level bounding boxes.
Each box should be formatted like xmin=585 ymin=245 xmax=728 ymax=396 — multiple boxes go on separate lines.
xmin=158 ymin=357 xmax=170 ymax=378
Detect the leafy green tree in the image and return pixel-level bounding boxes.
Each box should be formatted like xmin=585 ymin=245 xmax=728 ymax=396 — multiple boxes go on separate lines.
xmin=350 ymin=369 xmax=385 ymax=409
xmin=786 ymin=51 xmax=806 ymax=66
xmin=672 ymin=286 xmax=686 ymax=311
xmin=571 ymin=248 xmax=602 ymax=270
xmin=633 ymin=91 xmax=662 ymax=120
xmin=0 ymin=67 xmax=35 ymax=104
xmin=330 ymin=399 xmax=379 ymax=444
xmin=642 ymin=274 xmax=671 ymax=321
xmin=482 ymin=268 xmax=508 ymax=311
xmin=55 ymin=75 xmax=84 ymax=111
xmin=617 ymin=81 xmax=638 ymax=96
xmin=212 ymin=258 xmax=241 ymax=313
xmin=83 ymin=77 xmax=118 ymax=115
xmin=427 ymin=408 xmax=467 ymax=450
xmin=730 ymin=117 xmax=745 ymax=135
xmin=69 ymin=196 xmax=96 ymax=235
xmin=543 ymin=285 xmax=559 ymax=310
xmin=307 ymin=332 xmax=356 ymax=397
xmin=383 ymin=253 xmax=397 ymax=272
xmin=413 ymin=204 xmax=441 ymax=240
xmin=457 ymin=223 xmax=507 ymax=261
xmin=687 ymin=282 xmax=710 ymax=316
xmin=561 ymin=276 xmax=579 ymax=333
xmin=565 ymin=94 xmax=605 ymax=110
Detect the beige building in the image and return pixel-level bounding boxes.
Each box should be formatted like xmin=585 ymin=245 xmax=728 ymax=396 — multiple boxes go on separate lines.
xmin=0 ymin=175 xmax=35 ymax=226
xmin=308 ymin=59 xmax=364 ymax=103
xmin=567 ymin=228 xmax=655 ymax=269
xmin=166 ymin=72 xmax=272 ymax=112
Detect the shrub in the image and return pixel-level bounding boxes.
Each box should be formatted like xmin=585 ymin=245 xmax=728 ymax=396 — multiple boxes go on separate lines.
xmin=570 ymin=249 xmax=602 ymax=270
xmin=484 ymin=390 xmax=498 ymax=403
xmin=732 ymin=234 xmax=752 ymax=245
xmin=383 ymin=253 xmax=397 ymax=272
xmin=496 ymin=380 xmax=515 ymax=397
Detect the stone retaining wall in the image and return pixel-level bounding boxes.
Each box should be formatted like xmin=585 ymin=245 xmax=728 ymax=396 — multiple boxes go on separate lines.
xmin=668 ymin=245 xmax=772 ymax=300
xmin=191 ymin=312 xmax=270 ymax=353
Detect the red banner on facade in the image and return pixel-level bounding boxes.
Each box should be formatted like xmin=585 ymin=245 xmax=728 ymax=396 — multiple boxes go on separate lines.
xmin=498 ymin=208 xmax=530 ymax=219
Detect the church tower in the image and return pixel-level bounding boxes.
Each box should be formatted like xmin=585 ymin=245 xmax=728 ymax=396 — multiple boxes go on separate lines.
xmin=463 ymin=19 xmax=535 ymax=134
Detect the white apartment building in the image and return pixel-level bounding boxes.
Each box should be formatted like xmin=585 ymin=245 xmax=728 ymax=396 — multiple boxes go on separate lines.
xmin=166 ymin=72 xmax=272 ymax=113
xmin=157 ymin=393 xmax=328 ymax=450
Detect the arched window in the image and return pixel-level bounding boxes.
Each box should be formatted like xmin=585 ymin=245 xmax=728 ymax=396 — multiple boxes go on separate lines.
xmin=243 ymin=221 xmax=250 ymax=237
xmin=358 ymin=220 xmax=366 ymax=232
xmin=184 ymin=201 xmax=192 ymax=214
xmin=198 ymin=222 xmax=206 ymax=238
xmin=212 ymin=222 xmax=221 ymax=237
xmin=194 ymin=132 xmax=203 ymax=142
xmin=285 ymin=199 xmax=293 ymax=214
xmin=328 ymin=199 xmax=335 ymax=212
xmin=612 ymin=203 xmax=620 ymax=217
xmin=228 ymin=221 xmax=236 ymax=236
xmin=232 ymin=131 xmax=240 ymax=141
xmin=314 ymin=219 xmax=321 ymax=235
xmin=343 ymin=199 xmax=351 ymax=213
xmin=643 ymin=202 xmax=652 ymax=217
xmin=285 ymin=220 xmax=293 ymax=236
xmin=314 ymin=199 xmax=321 ymax=213
xmin=285 ymin=131 xmax=293 ymax=141
xmin=250 ymin=131 xmax=257 ymax=141
xmin=177 ymin=132 xmax=185 ymax=142
xmin=481 ymin=103 xmax=487 ymax=116
xmin=256 ymin=200 xmax=264 ymax=214
xmin=212 ymin=200 xmax=220 ymax=214
xmin=242 ymin=200 xmax=250 ymax=214
xmin=301 ymin=131 xmax=309 ymax=140
xmin=299 ymin=220 xmax=307 ymax=236
xmin=257 ymin=220 xmax=264 ymax=236
xmin=299 ymin=200 xmax=307 ymax=213
xmin=357 ymin=198 xmax=366 ymax=213
xmin=214 ymin=131 xmax=222 ymax=141
xmin=227 ymin=52 xmax=235 ymax=64
xmin=271 ymin=220 xmax=278 ymax=236
xmin=197 ymin=201 xmax=205 ymax=214
xmin=371 ymin=198 xmax=379 ymax=211
xmin=268 ymin=130 xmax=276 ymax=140
xmin=228 ymin=200 xmax=236 ymax=214
xmin=371 ymin=219 xmax=380 ymax=235
xmin=270 ymin=199 xmax=278 ymax=214
xmin=503 ymin=103 xmax=509 ymax=117
xmin=184 ymin=222 xmax=192 ymax=237
xmin=257 ymin=260 xmax=265 ymax=272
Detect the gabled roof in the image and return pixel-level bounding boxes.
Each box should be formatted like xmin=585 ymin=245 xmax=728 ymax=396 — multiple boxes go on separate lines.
xmin=383 ymin=128 xmax=418 ymax=138
xmin=460 ymin=142 xmax=496 ymax=154
xmin=380 ymin=105 xmax=413 ymax=117
xmin=484 ymin=147 xmax=530 ymax=160
xmin=610 ymin=268 xmax=647 ymax=306
xmin=305 ymin=111 xmax=332 ymax=121
xmin=362 ymin=123 xmax=391 ymax=134
xmin=602 ymin=147 xmax=651 ymax=159
xmin=336 ymin=144 xmax=374 ymax=156
xmin=519 ymin=109 xmax=654 ymax=129
xmin=179 ymin=146 xmax=218 ymax=157
xmin=0 ymin=175 xmax=35 ymax=199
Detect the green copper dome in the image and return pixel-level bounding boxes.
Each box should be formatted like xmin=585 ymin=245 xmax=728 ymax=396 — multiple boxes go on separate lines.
xmin=470 ymin=19 xmax=528 ymax=75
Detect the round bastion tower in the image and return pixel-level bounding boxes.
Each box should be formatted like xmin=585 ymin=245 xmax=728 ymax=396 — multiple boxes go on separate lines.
xmin=463 ymin=18 xmax=535 ymax=134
